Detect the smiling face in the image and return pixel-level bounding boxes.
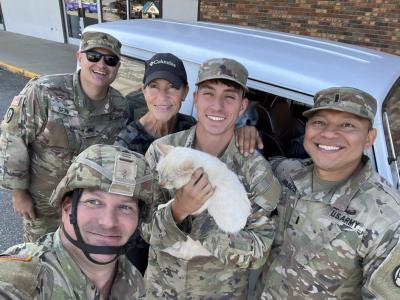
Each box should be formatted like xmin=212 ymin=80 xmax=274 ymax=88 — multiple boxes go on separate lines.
xmin=194 ymin=80 xmax=248 ymax=139
xmin=304 ymin=110 xmax=376 ymax=181
xmin=77 ymin=47 xmax=120 ymax=93
xmin=61 ymin=188 xmax=139 ymax=264
xmin=142 ymin=79 xmax=188 ymax=123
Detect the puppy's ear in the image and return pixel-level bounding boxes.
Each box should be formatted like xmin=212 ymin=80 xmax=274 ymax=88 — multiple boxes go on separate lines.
xmin=156 ymin=144 xmax=174 ymax=157
xmin=179 ymin=160 xmax=195 ymax=173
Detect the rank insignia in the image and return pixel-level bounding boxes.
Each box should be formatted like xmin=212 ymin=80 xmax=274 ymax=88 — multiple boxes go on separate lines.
xmin=5 ymin=108 xmax=14 ymax=123
xmin=393 ymin=265 xmax=400 ymax=287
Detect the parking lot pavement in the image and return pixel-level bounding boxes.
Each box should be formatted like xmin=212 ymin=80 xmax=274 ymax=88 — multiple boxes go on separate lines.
xmin=0 ymin=30 xmax=78 ymax=76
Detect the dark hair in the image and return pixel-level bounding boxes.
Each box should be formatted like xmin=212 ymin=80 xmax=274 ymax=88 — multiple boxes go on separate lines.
xmin=198 ymin=79 xmax=245 ymax=97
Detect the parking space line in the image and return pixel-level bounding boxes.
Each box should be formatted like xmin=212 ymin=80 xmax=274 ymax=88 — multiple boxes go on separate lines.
xmin=0 ymin=60 xmax=39 ymax=78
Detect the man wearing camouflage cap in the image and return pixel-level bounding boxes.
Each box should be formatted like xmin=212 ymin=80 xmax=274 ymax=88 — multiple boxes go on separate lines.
xmin=144 ymin=58 xmax=281 ymax=298
xmin=0 ymin=31 xmax=129 ymax=242
xmin=256 ymin=87 xmax=400 ymax=299
xmin=0 ymin=144 xmax=153 ymax=299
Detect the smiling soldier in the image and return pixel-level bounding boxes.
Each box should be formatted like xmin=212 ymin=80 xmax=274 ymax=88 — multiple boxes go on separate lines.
xmin=0 ymin=31 xmax=129 ymax=242
xmin=0 ymin=144 xmax=153 ymax=299
xmin=256 ymin=87 xmax=400 ymax=299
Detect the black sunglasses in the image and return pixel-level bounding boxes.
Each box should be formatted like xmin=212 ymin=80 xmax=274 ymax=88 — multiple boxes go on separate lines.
xmin=84 ymin=50 xmax=120 ymax=67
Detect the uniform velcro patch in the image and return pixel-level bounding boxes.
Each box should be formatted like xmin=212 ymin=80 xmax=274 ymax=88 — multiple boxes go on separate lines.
xmin=368 ymin=241 xmax=400 ymax=299
xmin=0 ymin=256 xmax=41 ymax=297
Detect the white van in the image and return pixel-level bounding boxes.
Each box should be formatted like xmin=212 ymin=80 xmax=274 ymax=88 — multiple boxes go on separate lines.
xmin=83 ymin=19 xmax=400 ymax=190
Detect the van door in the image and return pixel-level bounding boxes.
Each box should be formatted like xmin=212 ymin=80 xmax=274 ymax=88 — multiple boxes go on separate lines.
xmin=0 ymin=2 xmax=5 ymax=31
xmin=383 ymin=79 xmax=400 ymax=190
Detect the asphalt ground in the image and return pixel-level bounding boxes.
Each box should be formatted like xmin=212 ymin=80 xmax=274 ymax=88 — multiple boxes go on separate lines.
xmin=0 ymin=67 xmax=29 ymax=251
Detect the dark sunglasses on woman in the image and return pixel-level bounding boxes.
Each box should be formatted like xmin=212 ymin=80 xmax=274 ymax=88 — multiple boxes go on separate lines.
xmin=84 ymin=50 xmax=120 ymax=67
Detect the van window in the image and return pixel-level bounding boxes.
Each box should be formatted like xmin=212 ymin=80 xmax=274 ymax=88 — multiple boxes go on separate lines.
xmin=111 ymin=55 xmax=148 ymax=120
xmin=240 ymin=88 xmax=311 ymax=159
xmin=383 ymin=79 xmax=400 ymax=188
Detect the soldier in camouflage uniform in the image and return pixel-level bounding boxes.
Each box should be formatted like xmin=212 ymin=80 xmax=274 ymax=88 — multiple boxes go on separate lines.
xmin=0 ymin=144 xmax=153 ymax=299
xmin=144 ymin=58 xmax=281 ymax=299
xmin=256 ymin=87 xmax=400 ymax=299
xmin=0 ymin=31 xmax=129 ymax=242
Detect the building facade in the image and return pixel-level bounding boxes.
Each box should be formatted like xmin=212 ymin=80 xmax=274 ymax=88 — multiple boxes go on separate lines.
xmin=199 ymin=0 xmax=400 ymax=56
xmin=0 ymin=0 xmax=398 ymax=55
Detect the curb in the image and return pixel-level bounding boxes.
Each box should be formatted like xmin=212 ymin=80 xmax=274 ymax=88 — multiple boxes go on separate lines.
xmin=0 ymin=60 xmax=39 ymax=78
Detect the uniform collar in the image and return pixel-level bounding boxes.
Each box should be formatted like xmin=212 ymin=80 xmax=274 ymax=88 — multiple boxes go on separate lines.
xmin=73 ymin=71 xmax=113 ymax=114
xmin=183 ymin=126 xmax=237 ymax=158
xmin=53 ymin=228 xmax=88 ymax=294
xmin=54 ymin=228 xmax=141 ymax=299
xmin=291 ymin=156 xmax=373 ymax=211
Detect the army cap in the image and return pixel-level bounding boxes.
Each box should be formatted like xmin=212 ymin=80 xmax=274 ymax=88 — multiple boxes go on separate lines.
xmin=303 ymin=87 xmax=377 ymax=124
xmin=196 ymin=58 xmax=249 ymax=91
xmin=80 ymin=31 xmax=121 ymax=58
xmin=50 ymin=144 xmax=154 ymax=208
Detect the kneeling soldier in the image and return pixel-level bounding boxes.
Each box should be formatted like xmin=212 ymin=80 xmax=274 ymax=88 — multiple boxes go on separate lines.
xmin=0 ymin=144 xmax=153 ymax=299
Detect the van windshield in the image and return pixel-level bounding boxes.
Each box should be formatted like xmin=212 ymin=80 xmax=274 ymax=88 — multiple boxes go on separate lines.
xmin=383 ymin=79 xmax=400 ymax=189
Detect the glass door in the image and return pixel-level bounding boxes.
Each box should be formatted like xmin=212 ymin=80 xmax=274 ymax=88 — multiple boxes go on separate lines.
xmin=64 ymin=0 xmax=100 ymax=45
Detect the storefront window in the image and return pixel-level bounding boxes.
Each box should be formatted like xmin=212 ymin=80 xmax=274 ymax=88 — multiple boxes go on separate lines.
xmin=129 ymin=0 xmax=162 ymax=19
xmin=102 ymin=0 xmax=127 ymax=21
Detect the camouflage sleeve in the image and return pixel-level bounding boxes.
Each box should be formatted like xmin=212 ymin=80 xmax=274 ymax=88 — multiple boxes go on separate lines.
xmin=141 ymin=142 xmax=163 ymax=243
xmin=0 ymin=254 xmax=42 ymax=300
xmin=363 ymin=222 xmax=400 ymax=299
xmin=0 ymin=281 xmax=33 ymax=300
xmin=0 ymin=78 xmax=47 ymax=190
xmin=143 ymin=141 xmax=192 ymax=244
xmin=188 ymin=157 xmax=281 ymax=269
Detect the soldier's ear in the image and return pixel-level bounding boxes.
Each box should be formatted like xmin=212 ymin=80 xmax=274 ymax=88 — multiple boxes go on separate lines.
xmin=364 ymin=128 xmax=377 ymax=150
xmin=76 ymin=51 xmax=83 ymax=62
xmin=61 ymin=196 xmax=73 ymax=214
xmin=60 ymin=196 xmax=73 ymax=225
xmin=239 ymin=97 xmax=249 ymax=116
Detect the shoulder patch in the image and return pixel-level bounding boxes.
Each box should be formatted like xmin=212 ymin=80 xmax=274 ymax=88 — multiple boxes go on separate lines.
xmin=393 ymin=266 xmax=400 ymax=287
xmin=0 ymin=256 xmax=41 ymax=297
xmin=4 ymin=107 xmax=14 ymax=123
xmin=368 ymin=241 xmax=400 ymax=298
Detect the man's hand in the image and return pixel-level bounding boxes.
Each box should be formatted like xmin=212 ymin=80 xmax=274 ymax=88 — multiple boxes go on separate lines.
xmin=12 ymin=190 xmax=36 ymax=220
xmin=171 ymin=168 xmax=214 ymax=223
xmin=235 ymin=126 xmax=264 ymax=156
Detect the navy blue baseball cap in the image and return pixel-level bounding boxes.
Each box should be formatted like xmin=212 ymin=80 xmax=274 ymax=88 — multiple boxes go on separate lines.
xmin=143 ymin=53 xmax=188 ymax=88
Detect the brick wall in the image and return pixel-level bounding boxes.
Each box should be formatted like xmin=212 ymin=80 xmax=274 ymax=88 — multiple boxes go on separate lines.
xmin=199 ymin=0 xmax=400 ymax=56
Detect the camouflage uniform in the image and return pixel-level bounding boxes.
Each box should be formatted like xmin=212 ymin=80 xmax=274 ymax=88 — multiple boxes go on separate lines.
xmin=144 ymin=126 xmax=281 ymax=299
xmin=0 ymin=33 xmax=128 ymax=242
xmin=0 ymin=144 xmax=154 ymax=300
xmin=257 ymin=157 xmax=400 ymax=299
xmin=0 ymin=228 xmax=144 ymax=300
xmin=257 ymin=87 xmax=400 ymax=299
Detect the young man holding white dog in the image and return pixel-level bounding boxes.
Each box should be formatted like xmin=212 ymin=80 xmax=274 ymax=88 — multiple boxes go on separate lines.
xmin=143 ymin=58 xmax=281 ymax=299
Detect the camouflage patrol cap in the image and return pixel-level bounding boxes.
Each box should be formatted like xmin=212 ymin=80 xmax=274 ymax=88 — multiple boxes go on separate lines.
xmin=80 ymin=31 xmax=121 ymax=58
xmin=50 ymin=144 xmax=153 ymax=208
xmin=196 ymin=58 xmax=249 ymax=91
xmin=303 ymin=87 xmax=377 ymax=123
